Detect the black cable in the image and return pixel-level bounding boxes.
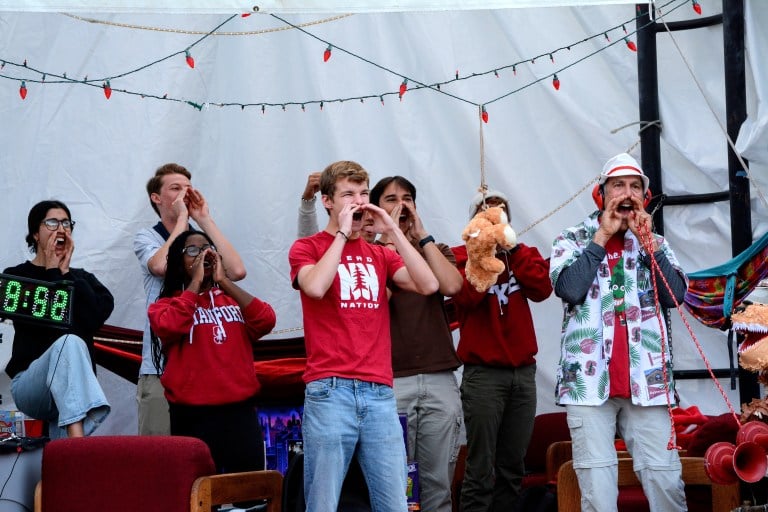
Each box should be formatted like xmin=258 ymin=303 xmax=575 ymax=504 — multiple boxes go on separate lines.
xmin=0 ymin=445 xmax=21 ymax=498
xmin=0 ymin=497 xmax=32 ymax=512
xmin=46 ymin=334 xmax=71 ymax=394
xmin=0 ymin=333 xmax=71 ymax=509
xmin=0 ymin=448 xmax=33 ymax=512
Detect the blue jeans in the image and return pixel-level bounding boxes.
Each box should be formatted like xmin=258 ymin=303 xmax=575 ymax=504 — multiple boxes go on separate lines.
xmin=11 ymin=334 xmax=110 ymax=439
xmin=303 ymin=377 xmax=408 ymax=512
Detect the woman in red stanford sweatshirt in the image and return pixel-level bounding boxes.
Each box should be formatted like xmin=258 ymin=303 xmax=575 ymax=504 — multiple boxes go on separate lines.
xmin=149 ymin=230 xmax=276 ymax=474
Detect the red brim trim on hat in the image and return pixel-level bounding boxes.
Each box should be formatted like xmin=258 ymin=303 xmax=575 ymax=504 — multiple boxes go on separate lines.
xmin=606 ymin=165 xmax=642 ymax=176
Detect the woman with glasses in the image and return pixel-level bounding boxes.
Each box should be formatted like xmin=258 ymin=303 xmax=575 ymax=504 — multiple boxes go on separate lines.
xmin=148 ymin=229 xmax=275 ymax=474
xmin=3 ymin=199 xmax=114 ymax=438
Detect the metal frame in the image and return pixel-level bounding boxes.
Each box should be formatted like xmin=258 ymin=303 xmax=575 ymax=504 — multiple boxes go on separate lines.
xmin=635 ymin=0 xmax=760 ymax=405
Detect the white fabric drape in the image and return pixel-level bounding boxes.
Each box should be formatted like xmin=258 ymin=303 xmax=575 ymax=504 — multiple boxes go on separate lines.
xmin=0 ymin=0 xmax=764 ymax=415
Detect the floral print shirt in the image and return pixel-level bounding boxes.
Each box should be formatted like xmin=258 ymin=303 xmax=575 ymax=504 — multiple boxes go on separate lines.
xmin=549 ymin=211 xmax=687 ymax=407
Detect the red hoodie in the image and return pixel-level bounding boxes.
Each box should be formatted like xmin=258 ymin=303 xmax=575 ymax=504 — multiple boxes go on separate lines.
xmin=451 ymin=244 xmax=552 ymax=367
xmin=148 ymin=288 xmax=276 ymax=405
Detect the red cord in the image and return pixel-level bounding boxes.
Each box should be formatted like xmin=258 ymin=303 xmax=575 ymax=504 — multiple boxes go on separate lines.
xmin=636 ymin=224 xmax=741 ymax=450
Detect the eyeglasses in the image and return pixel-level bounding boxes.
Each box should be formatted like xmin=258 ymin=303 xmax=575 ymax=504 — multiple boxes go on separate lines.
xmin=41 ymin=218 xmax=75 ymax=231
xmin=182 ymin=244 xmax=215 ymax=257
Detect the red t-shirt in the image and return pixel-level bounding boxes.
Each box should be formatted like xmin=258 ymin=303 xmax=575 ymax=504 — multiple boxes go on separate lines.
xmin=605 ymin=234 xmax=630 ymax=398
xmin=288 ymin=232 xmax=404 ymax=386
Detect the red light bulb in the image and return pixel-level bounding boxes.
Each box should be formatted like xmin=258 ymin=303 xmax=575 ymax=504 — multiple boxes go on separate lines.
xmin=19 ymin=81 xmax=27 ymax=99
xmin=625 ymin=38 xmax=637 ymax=52
xmin=481 ymin=106 xmax=488 ymax=124
xmin=185 ymin=50 xmax=195 ymax=69
xmin=323 ymin=45 xmax=332 ymax=62
xmin=692 ymin=0 xmax=702 ymax=14
xmin=552 ymin=74 xmax=560 ymax=90
xmin=399 ymin=79 xmax=408 ymax=100
xmin=103 ymin=80 xmax=112 ymax=99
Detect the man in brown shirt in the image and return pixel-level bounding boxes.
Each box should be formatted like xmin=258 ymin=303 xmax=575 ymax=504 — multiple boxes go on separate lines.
xmin=371 ymin=175 xmax=464 ymax=512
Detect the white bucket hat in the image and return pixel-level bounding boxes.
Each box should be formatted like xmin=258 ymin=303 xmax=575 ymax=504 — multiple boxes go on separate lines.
xmin=598 ymin=153 xmax=649 ymax=192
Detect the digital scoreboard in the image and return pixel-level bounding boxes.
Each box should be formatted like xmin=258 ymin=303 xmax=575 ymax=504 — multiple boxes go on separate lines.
xmin=0 ymin=273 xmax=74 ymax=328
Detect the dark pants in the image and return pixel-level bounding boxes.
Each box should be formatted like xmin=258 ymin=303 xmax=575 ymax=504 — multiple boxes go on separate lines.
xmin=459 ymin=364 xmax=537 ymax=512
xmin=169 ymin=398 xmax=265 ymax=474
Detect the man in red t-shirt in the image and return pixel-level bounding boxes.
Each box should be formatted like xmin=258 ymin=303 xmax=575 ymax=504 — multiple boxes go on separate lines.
xmin=288 ymin=160 xmax=438 ymax=512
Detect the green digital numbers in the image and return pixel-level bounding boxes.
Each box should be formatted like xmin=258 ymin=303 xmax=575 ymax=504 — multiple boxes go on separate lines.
xmin=31 ymin=286 xmax=49 ymax=318
xmin=51 ymin=289 xmax=70 ymax=321
xmin=3 ymin=280 xmax=21 ymax=313
xmin=0 ymin=274 xmax=73 ymax=326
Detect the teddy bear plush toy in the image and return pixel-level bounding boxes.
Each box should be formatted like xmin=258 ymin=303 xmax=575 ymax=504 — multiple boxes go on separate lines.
xmin=461 ymin=206 xmax=517 ymax=293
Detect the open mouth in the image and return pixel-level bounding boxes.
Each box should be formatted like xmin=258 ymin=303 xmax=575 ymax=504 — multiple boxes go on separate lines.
xmin=738 ymin=332 xmax=767 ymax=355
xmin=352 ymin=211 xmax=363 ymax=221
xmin=55 ymin=237 xmax=65 ymax=247
xmin=731 ymin=303 xmax=768 ymax=372
xmin=617 ymin=201 xmax=633 ymax=213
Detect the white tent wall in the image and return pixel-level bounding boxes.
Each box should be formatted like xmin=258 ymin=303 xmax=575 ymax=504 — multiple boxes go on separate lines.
xmin=0 ymin=0 xmax=637 ymax=14
xmin=0 ymin=0 xmax=765 ymax=433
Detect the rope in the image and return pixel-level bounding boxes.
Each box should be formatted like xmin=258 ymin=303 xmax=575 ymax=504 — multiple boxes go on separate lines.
xmin=517 ymin=176 xmax=599 ymax=237
xmin=611 ymin=120 xmax=663 ymax=155
xmin=93 ymin=336 xmax=142 ymax=346
xmin=93 ymin=326 xmax=306 ymax=344
xmin=641 ymin=226 xmax=682 ymax=450
xmin=476 ymin=105 xmax=489 ymax=205
xmin=62 ymin=12 xmax=354 ymax=36
xmin=636 ymin=223 xmax=742 ymax=437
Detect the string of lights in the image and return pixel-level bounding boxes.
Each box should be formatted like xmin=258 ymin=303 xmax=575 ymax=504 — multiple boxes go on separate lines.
xmin=266 ymin=0 xmax=691 ymax=120
xmin=3 ymin=13 xmax=238 ymax=87
xmin=1 ymin=0 xmax=698 ymax=114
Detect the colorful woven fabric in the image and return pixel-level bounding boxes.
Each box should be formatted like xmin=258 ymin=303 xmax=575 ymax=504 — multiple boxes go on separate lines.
xmin=684 ymin=231 xmax=768 ymax=329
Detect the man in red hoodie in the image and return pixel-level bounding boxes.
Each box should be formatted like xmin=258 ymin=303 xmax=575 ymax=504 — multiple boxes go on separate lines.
xmin=452 ymin=189 xmax=552 ymax=512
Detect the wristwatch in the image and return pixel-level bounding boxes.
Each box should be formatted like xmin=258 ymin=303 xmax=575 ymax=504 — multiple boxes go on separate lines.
xmin=418 ymin=235 xmax=435 ymax=248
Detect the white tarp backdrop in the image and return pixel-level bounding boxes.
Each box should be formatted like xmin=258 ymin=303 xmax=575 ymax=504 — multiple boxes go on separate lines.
xmin=1 ymin=0 xmax=766 ymax=425
xmin=0 ymin=0 xmax=638 ymax=14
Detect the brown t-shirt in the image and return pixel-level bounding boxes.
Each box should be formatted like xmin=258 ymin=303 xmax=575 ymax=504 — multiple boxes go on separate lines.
xmin=388 ymin=242 xmax=462 ymax=378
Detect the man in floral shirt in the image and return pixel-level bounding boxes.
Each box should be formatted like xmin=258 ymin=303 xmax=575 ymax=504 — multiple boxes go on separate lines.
xmin=549 ymin=153 xmax=689 ymax=512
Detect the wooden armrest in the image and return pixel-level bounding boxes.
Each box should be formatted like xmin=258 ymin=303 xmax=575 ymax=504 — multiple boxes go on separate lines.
xmin=190 ymin=470 xmax=283 ymax=512
xmin=545 ymin=440 xmax=687 ymax=483
xmin=34 ymin=481 xmax=41 ymax=512
xmin=557 ymin=457 xmax=739 ymax=512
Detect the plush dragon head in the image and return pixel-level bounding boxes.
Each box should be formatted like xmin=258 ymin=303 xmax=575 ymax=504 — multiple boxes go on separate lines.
xmin=731 ymin=303 xmax=768 ymax=427
xmin=731 ymin=302 xmax=768 ymax=385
